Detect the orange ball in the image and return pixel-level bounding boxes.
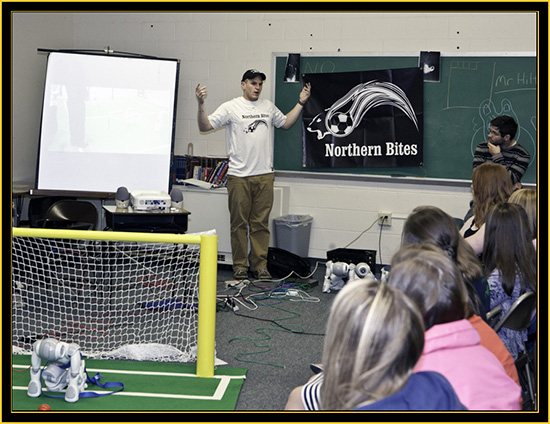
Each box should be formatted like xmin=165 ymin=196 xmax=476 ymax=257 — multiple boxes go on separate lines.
xmin=38 ymin=404 xmax=51 ymax=411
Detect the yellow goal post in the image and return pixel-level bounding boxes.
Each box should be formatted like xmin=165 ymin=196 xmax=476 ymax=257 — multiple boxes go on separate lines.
xmin=11 ymin=227 xmax=218 ymax=378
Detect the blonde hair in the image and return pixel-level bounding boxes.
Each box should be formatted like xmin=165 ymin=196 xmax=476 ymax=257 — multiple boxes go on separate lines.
xmin=471 ymin=163 xmax=513 ymax=228
xmin=320 ymin=279 xmax=424 ymax=410
xmin=509 ymin=188 xmax=537 ymax=238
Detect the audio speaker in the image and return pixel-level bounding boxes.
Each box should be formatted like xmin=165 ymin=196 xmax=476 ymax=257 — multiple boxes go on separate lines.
xmin=170 ymin=187 xmax=184 ymax=209
xmin=115 ymin=186 xmax=130 ymax=209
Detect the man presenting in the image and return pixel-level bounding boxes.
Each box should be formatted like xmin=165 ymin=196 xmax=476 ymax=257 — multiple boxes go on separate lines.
xmin=196 ymin=69 xmax=311 ymax=280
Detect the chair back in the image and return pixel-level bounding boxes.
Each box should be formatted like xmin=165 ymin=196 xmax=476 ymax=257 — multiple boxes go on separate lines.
xmin=43 ymin=200 xmax=98 ymax=230
xmin=492 ymin=291 xmax=536 ymax=333
xmin=453 ymin=217 xmax=464 ymax=229
xmin=28 ymin=196 xmax=65 ymax=227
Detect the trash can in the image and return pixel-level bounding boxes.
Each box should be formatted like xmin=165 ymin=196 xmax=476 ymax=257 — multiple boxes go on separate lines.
xmin=272 ymin=214 xmax=313 ymax=258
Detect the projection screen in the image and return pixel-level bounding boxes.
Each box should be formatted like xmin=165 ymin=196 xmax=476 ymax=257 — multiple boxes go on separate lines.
xmin=35 ymin=51 xmax=180 ymax=195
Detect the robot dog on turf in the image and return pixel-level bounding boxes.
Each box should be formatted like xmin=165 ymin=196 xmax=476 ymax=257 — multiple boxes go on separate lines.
xmin=323 ymin=261 xmax=375 ymax=293
xmin=27 ymin=338 xmax=87 ymax=403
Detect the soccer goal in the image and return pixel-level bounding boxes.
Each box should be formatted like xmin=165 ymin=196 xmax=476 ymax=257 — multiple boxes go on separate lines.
xmin=12 ymin=227 xmax=217 ymax=378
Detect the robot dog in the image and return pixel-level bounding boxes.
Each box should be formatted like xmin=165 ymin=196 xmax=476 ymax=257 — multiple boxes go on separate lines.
xmin=323 ymin=261 xmax=375 ymax=293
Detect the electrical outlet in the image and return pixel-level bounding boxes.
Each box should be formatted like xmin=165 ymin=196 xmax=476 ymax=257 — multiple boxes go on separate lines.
xmin=378 ymin=211 xmax=392 ymax=226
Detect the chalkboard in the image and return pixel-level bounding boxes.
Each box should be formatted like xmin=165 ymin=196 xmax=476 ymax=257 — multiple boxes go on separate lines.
xmin=274 ymin=55 xmax=537 ymax=184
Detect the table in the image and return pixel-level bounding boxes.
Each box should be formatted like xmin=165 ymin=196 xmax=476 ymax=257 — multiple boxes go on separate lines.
xmin=103 ymin=205 xmax=190 ymax=233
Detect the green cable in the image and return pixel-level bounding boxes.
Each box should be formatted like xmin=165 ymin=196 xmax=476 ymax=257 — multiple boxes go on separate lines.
xmin=230 ymin=327 xmax=285 ymax=368
xmin=228 ymin=304 xmax=308 ymax=368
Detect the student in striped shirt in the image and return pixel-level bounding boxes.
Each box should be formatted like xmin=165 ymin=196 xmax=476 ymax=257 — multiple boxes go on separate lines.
xmin=473 ymin=115 xmax=530 ymax=190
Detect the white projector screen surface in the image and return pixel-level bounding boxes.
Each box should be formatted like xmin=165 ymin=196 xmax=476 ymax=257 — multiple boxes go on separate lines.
xmin=36 ymin=52 xmax=179 ymax=194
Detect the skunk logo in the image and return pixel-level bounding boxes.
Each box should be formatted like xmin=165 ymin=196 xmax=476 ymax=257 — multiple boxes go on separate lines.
xmin=244 ymin=119 xmax=268 ymax=134
xmin=307 ymin=80 xmax=419 ymax=140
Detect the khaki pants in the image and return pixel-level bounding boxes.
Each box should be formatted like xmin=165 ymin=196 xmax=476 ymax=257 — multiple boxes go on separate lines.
xmin=227 ymin=173 xmax=274 ymax=273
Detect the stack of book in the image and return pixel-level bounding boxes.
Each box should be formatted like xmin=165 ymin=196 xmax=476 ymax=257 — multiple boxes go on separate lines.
xmin=173 ymin=155 xmax=229 ymax=187
xmin=173 ymin=155 xmax=188 ymax=181
xmin=205 ymin=159 xmax=229 ymax=186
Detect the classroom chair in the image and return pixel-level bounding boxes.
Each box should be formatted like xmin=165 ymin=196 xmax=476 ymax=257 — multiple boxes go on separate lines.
xmin=488 ymin=291 xmax=537 ymax=410
xmin=43 ymin=200 xmax=98 ymax=231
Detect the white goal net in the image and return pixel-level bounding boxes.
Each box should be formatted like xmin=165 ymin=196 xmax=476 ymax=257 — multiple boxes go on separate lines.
xmin=12 ymin=233 xmax=202 ymax=363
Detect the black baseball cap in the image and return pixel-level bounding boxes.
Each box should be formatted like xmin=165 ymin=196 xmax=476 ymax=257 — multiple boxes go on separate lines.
xmin=241 ymin=69 xmax=266 ymax=81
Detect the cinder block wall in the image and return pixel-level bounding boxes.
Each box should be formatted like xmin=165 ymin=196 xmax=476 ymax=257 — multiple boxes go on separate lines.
xmin=13 ymin=11 xmax=536 ymax=262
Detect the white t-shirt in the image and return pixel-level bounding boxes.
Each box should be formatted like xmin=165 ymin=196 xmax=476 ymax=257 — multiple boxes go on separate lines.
xmin=208 ymin=97 xmax=287 ymax=177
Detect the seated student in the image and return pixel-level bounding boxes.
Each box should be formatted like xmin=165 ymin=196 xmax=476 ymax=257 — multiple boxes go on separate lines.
xmin=402 ymin=205 xmax=490 ymax=317
xmin=482 ymin=202 xmax=537 ymax=360
xmin=472 ymin=115 xmax=530 ymax=190
xmin=400 ymin=206 xmax=519 ymax=386
xmin=286 ymin=209 xmax=521 ymax=411
xmin=508 ymin=188 xmax=537 ymax=249
xmin=286 ymin=278 xmax=465 ymax=411
xmin=464 ymin=115 xmax=529 ymax=223
xmin=388 ymin=244 xmax=521 ymax=410
xmin=507 ymin=188 xmax=537 ymax=347
xmin=461 ymin=163 xmax=514 ymax=256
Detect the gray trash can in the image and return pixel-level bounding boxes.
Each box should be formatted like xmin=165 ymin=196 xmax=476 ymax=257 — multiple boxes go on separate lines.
xmin=273 ymin=214 xmax=313 ymax=258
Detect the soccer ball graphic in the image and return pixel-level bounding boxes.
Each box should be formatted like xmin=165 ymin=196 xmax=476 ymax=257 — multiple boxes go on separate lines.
xmin=329 ymin=113 xmax=354 ymax=136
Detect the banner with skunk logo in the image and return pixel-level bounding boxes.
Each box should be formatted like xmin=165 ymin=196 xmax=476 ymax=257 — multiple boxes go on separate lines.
xmin=302 ymin=68 xmax=423 ymax=168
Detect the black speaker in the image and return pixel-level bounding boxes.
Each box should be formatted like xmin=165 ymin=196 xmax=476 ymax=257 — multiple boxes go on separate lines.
xmin=326 ymin=248 xmax=376 ymax=272
xmin=284 ymin=53 xmax=301 ymax=82
xmin=267 ymin=247 xmax=311 ymax=278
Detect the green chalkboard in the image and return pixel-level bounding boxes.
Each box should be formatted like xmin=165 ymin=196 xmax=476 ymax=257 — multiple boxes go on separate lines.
xmin=274 ymin=55 xmax=537 ymax=183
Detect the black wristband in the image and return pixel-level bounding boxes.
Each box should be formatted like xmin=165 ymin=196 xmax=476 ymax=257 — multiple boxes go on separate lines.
xmin=298 ymin=99 xmax=307 ymax=106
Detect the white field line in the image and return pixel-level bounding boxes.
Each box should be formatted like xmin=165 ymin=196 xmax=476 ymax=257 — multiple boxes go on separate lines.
xmin=12 ymin=364 xmax=246 ymax=379
xmin=12 ymin=365 xmax=245 ymax=401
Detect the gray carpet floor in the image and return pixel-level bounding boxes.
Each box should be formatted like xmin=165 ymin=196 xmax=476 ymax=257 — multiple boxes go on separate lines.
xmin=214 ymin=261 xmax=335 ymax=411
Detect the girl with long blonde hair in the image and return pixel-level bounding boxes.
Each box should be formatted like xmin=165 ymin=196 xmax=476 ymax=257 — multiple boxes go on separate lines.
xmin=319 ymin=279 xmax=464 ymax=410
